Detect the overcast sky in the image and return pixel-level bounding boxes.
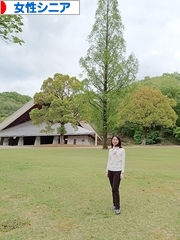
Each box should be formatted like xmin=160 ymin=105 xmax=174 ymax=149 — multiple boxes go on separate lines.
xmin=1 ymin=0 xmax=180 ymax=97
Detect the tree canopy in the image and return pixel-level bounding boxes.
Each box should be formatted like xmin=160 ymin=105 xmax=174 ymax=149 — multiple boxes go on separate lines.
xmin=118 ymin=86 xmax=178 ymax=144
xmin=131 ymin=72 xmax=180 ymax=127
xmin=79 ymin=0 xmax=138 ymax=148
xmin=29 ymin=73 xmax=84 ymax=144
xmin=0 ymin=15 xmax=24 ymax=45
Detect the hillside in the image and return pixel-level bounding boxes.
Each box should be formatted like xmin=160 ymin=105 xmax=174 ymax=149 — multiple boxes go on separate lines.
xmin=0 ymin=92 xmax=32 ymax=123
xmin=134 ymin=72 xmax=180 ymax=94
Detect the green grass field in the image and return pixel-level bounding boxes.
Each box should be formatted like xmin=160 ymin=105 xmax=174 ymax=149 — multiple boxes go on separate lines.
xmin=0 ymin=146 xmax=179 ymax=240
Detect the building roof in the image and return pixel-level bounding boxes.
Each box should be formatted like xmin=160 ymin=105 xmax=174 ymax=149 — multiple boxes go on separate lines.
xmin=0 ymin=120 xmax=94 ymax=137
xmin=79 ymin=121 xmax=101 ymax=140
xmin=0 ymin=99 xmax=101 ymax=139
xmin=0 ymin=99 xmax=34 ymax=131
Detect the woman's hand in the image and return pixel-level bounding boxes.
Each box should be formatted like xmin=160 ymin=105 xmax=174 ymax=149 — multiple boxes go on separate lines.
xmin=120 ymin=172 xmax=124 ymax=179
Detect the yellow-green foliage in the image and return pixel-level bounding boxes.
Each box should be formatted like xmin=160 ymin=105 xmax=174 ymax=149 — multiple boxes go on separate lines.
xmin=118 ymin=86 xmax=178 ymax=128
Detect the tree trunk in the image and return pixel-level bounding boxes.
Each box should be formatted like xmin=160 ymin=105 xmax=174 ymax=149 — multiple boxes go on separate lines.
xmin=103 ymin=133 xmax=108 ymax=149
xmin=60 ymin=134 xmax=64 ymax=144
xmin=102 ymin=98 xmax=108 ymax=149
xmin=160 ymin=127 xmax=165 ymax=145
xmin=59 ymin=123 xmax=65 ymax=144
xmin=102 ymin=8 xmax=109 ymax=150
xmin=141 ymin=127 xmax=147 ymax=145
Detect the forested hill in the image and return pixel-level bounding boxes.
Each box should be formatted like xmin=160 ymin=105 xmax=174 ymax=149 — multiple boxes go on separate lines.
xmin=0 ymin=92 xmax=32 ymax=123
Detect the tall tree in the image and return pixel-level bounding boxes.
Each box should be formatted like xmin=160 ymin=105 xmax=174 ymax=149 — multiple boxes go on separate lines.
xmin=29 ymin=73 xmax=84 ymax=144
xmin=118 ymin=87 xmax=178 ymax=144
xmin=79 ymin=0 xmax=138 ymax=149
xmin=0 ymin=15 xmax=24 ymax=45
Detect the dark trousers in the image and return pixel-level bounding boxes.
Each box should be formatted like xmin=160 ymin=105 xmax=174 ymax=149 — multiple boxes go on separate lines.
xmin=108 ymin=170 xmax=121 ymax=210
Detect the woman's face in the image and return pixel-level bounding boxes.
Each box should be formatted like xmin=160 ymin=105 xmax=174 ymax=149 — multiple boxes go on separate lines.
xmin=112 ymin=137 xmax=119 ymax=147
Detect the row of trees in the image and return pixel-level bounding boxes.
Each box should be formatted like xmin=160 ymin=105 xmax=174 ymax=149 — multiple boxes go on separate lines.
xmin=29 ymin=72 xmax=180 ymax=146
xmin=1 ymin=73 xmax=179 ymax=146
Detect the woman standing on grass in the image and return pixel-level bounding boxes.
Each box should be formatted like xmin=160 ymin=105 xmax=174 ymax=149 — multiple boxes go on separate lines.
xmin=106 ymin=135 xmax=125 ymax=215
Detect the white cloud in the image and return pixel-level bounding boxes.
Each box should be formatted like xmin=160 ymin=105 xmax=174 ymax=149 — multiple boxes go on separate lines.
xmin=0 ymin=0 xmax=180 ymax=97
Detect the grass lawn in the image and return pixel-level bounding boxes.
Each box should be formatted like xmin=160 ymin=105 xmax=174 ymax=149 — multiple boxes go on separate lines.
xmin=0 ymin=146 xmax=180 ymax=240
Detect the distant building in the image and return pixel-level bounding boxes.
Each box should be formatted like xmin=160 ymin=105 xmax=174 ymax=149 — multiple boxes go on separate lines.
xmin=0 ymin=100 xmax=101 ymax=146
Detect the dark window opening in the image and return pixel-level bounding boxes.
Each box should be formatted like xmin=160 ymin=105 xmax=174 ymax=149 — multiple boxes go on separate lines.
xmin=40 ymin=136 xmax=54 ymax=145
xmin=24 ymin=137 xmax=36 ymax=145
xmin=8 ymin=137 xmax=19 ymax=146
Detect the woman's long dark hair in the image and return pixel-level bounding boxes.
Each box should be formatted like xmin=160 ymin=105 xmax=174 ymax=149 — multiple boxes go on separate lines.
xmin=111 ymin=135 xmax=122 ymax=148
